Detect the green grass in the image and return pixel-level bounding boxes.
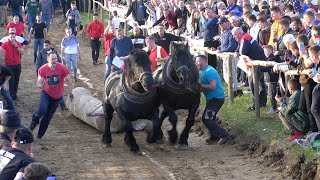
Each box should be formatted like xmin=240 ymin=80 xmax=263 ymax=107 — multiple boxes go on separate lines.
xmin=203 ymin=85 xmax=320 ymax=161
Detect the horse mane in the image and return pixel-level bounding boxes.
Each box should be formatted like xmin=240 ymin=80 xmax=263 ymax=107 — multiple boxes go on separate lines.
xmin=124 ymin=49 xmax=151 ymax=84
xmin=169 ymin=41 xmax=199 ymax=82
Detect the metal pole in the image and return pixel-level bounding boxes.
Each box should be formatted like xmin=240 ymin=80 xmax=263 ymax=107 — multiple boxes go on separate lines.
xmin=253 ymin=66 xmax=260 ymax=117
xmin=227 ymin=55 xmax=234 ymax=103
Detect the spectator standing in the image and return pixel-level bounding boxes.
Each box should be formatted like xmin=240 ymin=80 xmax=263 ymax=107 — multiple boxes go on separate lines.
xmin=226 ymin=0 xmax=242 ymax=17
xmin=86 ymin=13 xmax=104 ymax=65
xmin=66 ymin=1 xmax=82 ymax=36
xmin=304 ymin=10 xmax=316 ymax=41
xmin=195 ymin=55 xmax=232 ymax=145
xmin=130 ymin=26 xmax=145 ymax=49
xmin=0 ymin=128 xmax=35 ymax=180
xmin=232 ymin=27 xmax=267 ymax=111
xmin=109 ymin=28 xmax=134 ymax=71
xmin=0 ymin=110 xmax=21 ymax=148
xmin=215 ymin=17 xmax=241 ymax=96
xmin=125 ymin=0 xmax=148 ymax=26
xmin=25 ymin=0 xmax=39 ymax=32
xmin=39 ymin=0 xmax=54 ymax=33
xmin=6 ymin=15 xmax=27 ymax=37
xmin=28 ymin=14 xmax=47 ymax=64
xmin=8 ymin=0 xmax=24 ymax=22
xmin=201 ymin=8 xmax=219 ymax=68
xmin=29 ymin=52 xmax=74 ymax=139
xmin=0 ymin=66 xmax=15 ymax=110
xmin=262 ymin=45 xmax=280 ymax=114
xmin=311 ymin=55 xmax=320 ymax=131
xmin=150 ymin=24 xmax=184 ymax=53
xmin=304 ymin=0 xmax=318 ymax=13
xmin=268 ymin=7 xmax=283 ymax=47
xmin=144 ymin=36 xmax=169 ymax=72
xmin=0 ymin=26 xmax=29 ymax=46
xmin=0 ymin=0 xmax=8 ymax=26
xmin=103 ymin=23 xmax=116 ymax=81
xmin=291 ymin=18 xmax=306 ymax=35
xmin=152 ymin=5 xmax=178 ymax=30
xmin=61 ymin=27 xmax=81 ymax=81
xmin=0 ymin=32 xmax=25 ymax=101
xmin=175 ymin=0 xmax=188 ymax=22
xmin=257 ymin=14 xmax=271 ymax=46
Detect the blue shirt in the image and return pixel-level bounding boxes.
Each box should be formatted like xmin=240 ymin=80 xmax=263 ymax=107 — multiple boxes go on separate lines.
xmin=202 ymin=17 xmax=219 ymax=42
xmin=61 ymin=36 xmax=79 ymax=54
xmin=200 ymin=65 xmax=225 ymax=101
xmin=109 ymin=36 xmax=134 ymax=61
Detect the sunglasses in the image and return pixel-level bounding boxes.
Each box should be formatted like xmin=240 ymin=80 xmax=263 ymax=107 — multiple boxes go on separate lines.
xmin=9 ymin=33 xmax=15 ymax=35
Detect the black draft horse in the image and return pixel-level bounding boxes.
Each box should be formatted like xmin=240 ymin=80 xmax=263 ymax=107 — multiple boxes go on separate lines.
xmin=153 ymin=41 xmax=201 ymax=149
xmin=102 ymin=49 xmax=160 ymax=154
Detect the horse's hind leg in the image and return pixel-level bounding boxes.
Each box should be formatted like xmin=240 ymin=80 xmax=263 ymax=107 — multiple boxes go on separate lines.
xmin=102 ymin=100 xmax=114 ymax=147
xmin=118 ymin=112 xmax=141 ymax=154
xmin=179 ymin=102 xmax=199 ymax=149
xmin=157 ymin=109 xmax=169 ymax=141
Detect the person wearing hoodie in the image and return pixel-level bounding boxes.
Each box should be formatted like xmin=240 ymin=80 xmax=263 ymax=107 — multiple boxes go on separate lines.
xmin=39 ymin=0 xmax=54 ymax=32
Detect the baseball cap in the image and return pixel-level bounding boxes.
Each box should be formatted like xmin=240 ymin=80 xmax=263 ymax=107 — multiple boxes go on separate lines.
xmin=218 ymin=17 xmax=229 ymax=24
xmin=0 ymin=110 xmax=23 ymax=128
xmin=14 ymin=128 xmax=34 ymax=144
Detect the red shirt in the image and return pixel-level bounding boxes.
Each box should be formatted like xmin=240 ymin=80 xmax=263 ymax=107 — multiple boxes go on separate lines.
xmin=86 ymin=21 xmax=104 ymax=38
xmin=148 ymin=46 xmax=168 ymax=72
xmin=1 ymin=40 xmax=22 ymax=66
xmin=38 ymin=63 xmax=69 ymax=99
xmin=104 ymin=33 xmax=115 ymax=56
xmin=6 ymin=22 xmax=25 ymax=36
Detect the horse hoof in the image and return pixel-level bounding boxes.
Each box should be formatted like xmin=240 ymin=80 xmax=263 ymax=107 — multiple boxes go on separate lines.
xmin=178 ymin=144 xmax=188 ymax=151
xmin=132 ymin=149 xmax=142 ymax=155
xmin=104 ymin=143 xmax=112 ymax=148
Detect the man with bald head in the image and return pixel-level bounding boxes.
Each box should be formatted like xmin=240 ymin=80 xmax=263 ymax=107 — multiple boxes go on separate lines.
xmin=130 ymin=26 xmax=145 ymax=49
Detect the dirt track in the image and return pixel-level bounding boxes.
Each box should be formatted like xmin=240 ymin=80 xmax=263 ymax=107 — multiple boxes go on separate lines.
xmin=7 ymin=12 xmax=288 ymax=179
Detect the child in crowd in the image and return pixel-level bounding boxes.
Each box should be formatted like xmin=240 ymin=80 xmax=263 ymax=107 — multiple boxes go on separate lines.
xmin=66 ymin=1 xmax=82 ymax=36
xmin=111 ymin=11 xmax=121 ymax=29
xmin=262 ymin=45 xmax=280 ymax=114
xmin=277 ymin=79 xmax=309 ymax=141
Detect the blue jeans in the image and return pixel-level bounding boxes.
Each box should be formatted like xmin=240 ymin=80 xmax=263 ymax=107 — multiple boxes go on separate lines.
xmin=104 ymin=56 xmax=111 ymax=82
xmin=41 ymin=14 xmax=51 ymax=32
xmin=27 ymin=14 xmax=36 ymax=32
xmin=1 ymin=88 xmax=15 ymax=110
xmin=33 ymin=38 xmax=44 ymax=63
xmin=12 ymin=7 xmax=23 ymax=22
xmin=202 ymin=98 xmax=229 ymax=138
xmin=32 ymin=91 xmax=61 ymax=138
xmin=65 ymin=53 xmax=78 ymax=77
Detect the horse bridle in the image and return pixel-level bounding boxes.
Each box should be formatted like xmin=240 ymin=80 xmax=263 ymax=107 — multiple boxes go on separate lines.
xmin=175 ymin=65 xmax=189 ymax=73
xmin=132 ymin=71 xmax=153 ymax=85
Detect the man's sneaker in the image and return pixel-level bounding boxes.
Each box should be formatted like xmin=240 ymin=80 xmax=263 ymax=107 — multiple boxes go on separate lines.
xmin=267 ymin=108 xmax=278 ymax=115
xmin=74 ymin=77 xmax=77 ymax=82
xmin=288 ymin=131 xmax=304 ymax=141
xmin=247 ymin=106 xmax=255 ymax=112
xmin=205 ymin=136 xmax=219 ymax=145
xmin=60 ymin=104 xmax=68 ymax=111
xmin=218 ymin=136 xmax=230 ymax=145
xmin=29 ymin=122 xmax=37 ymax=131
xmin=93 ymin=62 xmax=97 ymax=65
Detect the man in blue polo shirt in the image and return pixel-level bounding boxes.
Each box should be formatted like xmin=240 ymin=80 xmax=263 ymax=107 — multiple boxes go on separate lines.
xmin=195 ymin=55 xmax=232 ymax=145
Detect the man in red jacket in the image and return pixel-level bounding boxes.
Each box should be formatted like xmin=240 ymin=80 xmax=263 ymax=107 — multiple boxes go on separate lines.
xmin=0 ymin=31 xmax=25 ymax=100
xmin=86 ymin=13 xmax=104 ymax=65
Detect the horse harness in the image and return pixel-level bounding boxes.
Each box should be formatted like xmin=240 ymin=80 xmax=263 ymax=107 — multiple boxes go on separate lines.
xmin=106 ymin=73 xmax=156 ymax=104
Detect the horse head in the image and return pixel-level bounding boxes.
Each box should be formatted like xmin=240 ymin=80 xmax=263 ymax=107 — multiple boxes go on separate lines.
xmin=124 ymin=49 xmax=154 ymax=92
xmin=169 ymin=41 xmax=194 ymax=86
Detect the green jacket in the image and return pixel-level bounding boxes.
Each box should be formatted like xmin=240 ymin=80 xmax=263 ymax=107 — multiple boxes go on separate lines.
xmin=280 ymin=90 xmax=301 ymax=115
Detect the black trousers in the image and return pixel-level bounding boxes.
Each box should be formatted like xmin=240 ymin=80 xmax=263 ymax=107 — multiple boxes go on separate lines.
xmin=91 ymin=39 xmax=101 ymax=63
xmin=204 ymin=40 xmax=219 ymax=69
xmin=299 ymin=80 xmax=317 ymax=131
xmin=7 ymin=64 xmax=21 ymax=99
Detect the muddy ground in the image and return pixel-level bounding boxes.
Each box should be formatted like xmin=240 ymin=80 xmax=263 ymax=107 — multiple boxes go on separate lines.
xmin=2 ymin=12 xmax=305 ymax=179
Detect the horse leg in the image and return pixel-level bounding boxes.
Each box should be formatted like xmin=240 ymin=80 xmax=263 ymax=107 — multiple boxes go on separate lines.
xmin=147 ymin=111 xmax=161 ymax=143
xmin=101 ymin=100 xmax=114 ymax=147
xmin=179 ymin=103 xmax=199 ymax=149
xmin=167 ymin=110 xmax=178 ymax=144
xmin=118 ymin=112 xmax=141 ymax=155
xmin=157 ymin=109 xmax=169 ymax=141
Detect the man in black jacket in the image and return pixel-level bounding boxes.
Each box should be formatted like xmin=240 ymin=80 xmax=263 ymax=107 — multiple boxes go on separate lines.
xmin=150 ymin=24 xmax=184 ymax=53
xmin=125 ymin=0 xmax=148 ymax=26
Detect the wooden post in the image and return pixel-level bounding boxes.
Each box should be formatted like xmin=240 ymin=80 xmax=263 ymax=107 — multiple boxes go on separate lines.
xmin=88 ymin=0 xmax=91 ymax=18
xmin=124 ymin=20 xmax=128 ymax=36
xmin=227 ymin=55 xmax=234 ymax=103
xmin=100 ymin=2 xmax=103 ymax=22
xmin=252 ymin=66 xmax=260 ymax=117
